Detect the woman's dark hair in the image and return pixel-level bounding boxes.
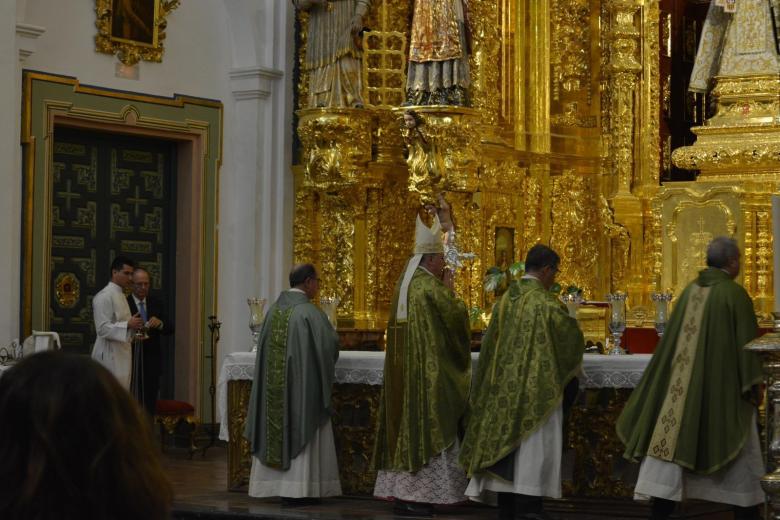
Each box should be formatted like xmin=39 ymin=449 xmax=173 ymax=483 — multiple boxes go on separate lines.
xmin=0 ymin=351 xmax=172 ymax=520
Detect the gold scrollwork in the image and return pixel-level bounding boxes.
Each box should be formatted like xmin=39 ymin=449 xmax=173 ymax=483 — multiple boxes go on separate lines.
xmin=551 ymin=0 xmax=592 ymax=103
xmin=551 ymin=170 xmax=601 ymax=298
xmin=298 ymin=108 xmax=373 ymax=191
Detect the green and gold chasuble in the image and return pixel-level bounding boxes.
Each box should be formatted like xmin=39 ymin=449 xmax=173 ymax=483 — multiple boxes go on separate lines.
xmin=617 ymin=268 xmax=763 ymax=475
xmin=244 ymin=290 xmax=340 ymax=470
xmin=372 ymin=267 xmax=472 ymax=473
xmin=459 ymin=277 xmax=584 ymax=477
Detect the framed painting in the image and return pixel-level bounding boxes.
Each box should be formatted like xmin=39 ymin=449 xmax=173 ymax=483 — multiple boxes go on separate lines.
xmin=95 ymin=0 xmax=180 ymax=65
xmin=110 ymin=0 xmax=158 ymax=47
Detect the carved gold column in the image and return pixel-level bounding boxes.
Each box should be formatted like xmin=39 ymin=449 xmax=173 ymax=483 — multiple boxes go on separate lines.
xmin=604 ymin=0 xmax=644 ymax=305
xmin=469 ymin=0 xmax=501 ymax=132
xmin=527 ymin=0 xmax=552 ymax=246
xmin=638 ymin=1 xmax=661 ymax=303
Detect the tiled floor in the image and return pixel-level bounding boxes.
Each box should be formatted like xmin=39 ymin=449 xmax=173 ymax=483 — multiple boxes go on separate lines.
xmin=161 ymin=446 xmax=736 ymax=520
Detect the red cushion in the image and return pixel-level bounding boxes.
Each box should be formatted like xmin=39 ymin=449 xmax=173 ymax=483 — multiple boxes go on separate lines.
xmin=155 ymin=399 xmax=195 ymax=416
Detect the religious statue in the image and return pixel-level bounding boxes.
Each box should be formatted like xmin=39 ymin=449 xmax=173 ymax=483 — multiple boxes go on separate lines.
xmin=689 ymin=0 xmax=780 ymax=94
xmin=406 ymin=0 xmax=471 ymax=106
xmin=402 ymin=109 xmax=447 ymax=205
xmin=294 ymin=0 xmax=370 ymax=108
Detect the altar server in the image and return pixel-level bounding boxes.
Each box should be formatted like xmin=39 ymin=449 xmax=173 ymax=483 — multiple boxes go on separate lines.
xmin=92 ymin=256 xmax=144 ymax=389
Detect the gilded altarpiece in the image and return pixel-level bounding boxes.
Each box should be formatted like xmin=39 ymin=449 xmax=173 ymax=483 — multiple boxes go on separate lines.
xmin=293 ymin=0 xmax=663 ymax=326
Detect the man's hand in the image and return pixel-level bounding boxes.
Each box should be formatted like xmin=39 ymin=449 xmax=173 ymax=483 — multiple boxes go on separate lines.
xmin=436 ymin=193 xmax=454 ymax=233
xmin=128 ymin=313 xmax=144 ymax=330
xmin=147 ymin=316 xmax=163 ymax=329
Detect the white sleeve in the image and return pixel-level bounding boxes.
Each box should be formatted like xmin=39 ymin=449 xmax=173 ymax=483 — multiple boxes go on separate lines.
xmin=93 ymin=292 xmax=130 ymax=342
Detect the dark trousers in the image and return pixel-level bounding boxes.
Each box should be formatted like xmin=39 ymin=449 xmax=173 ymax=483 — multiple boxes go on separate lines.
xmin=141 ymin=348 xmax=161 ymax=416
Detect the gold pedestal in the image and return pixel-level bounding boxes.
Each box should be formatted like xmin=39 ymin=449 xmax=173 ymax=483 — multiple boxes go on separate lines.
xmin=662 ymin=75 xmax=780 ymax=321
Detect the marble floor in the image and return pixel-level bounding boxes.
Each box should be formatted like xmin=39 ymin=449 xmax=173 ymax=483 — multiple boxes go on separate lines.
xmin=161 ymin=446 xmax=736 ymax=520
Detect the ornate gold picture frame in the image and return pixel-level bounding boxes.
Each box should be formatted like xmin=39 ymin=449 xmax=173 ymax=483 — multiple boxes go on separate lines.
xmin=95 ymin=0 xmax=180 ymax=65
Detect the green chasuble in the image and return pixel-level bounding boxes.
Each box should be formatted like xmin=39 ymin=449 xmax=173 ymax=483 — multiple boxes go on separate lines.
xmin=616 ymin=268 xmax=763 ymax=475
xmin=459 ymin=277 xmax=584 ymax=477
xmin=372 ymin=266 xmax=472 ymax=473
xmin=244 ymin=290 xmax=340 ymax=470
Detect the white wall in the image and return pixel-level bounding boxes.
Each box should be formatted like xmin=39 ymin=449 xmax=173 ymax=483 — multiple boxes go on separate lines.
xmin=0 ymin=1 xmax=23 ymax=346
xmin=1 ymin=0 xmax=295 ymax=383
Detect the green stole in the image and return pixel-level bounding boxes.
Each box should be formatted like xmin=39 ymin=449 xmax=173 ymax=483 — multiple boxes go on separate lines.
xmin=264 ymin=306 xmax=294 ymax=468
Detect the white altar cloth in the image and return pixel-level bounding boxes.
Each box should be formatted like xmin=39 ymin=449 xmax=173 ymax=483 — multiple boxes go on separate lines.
xmin=217 ymin=351 xmax=651 ymax=441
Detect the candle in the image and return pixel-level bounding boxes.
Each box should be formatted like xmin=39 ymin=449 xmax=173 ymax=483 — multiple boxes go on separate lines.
xmin=773 ymin=196 xmax=780 ymax=314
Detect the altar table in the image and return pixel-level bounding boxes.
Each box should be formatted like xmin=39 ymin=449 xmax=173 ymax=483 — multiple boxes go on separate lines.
xmin=218 ymin=351 xmax=650 ymax=495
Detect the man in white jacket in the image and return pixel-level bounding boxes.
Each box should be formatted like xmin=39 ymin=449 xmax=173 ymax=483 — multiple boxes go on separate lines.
xmin=91 ymin=256 xmax=144 ymax=389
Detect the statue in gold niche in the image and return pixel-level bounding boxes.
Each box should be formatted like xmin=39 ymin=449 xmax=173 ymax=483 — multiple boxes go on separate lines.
xmin=689 ymin=0 xmax=780 ymax=94
xmin=406 ymin=0 xmax=471 ymax=106
xmin=294 ymin=0 xmax=370 ymax=108
xmin=402 ymin=109 xmax=447 ymax=205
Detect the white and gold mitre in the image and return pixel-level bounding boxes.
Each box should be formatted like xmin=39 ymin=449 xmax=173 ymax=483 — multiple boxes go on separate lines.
xmin=413 ymin=214 xmax=444 ymax=255
xmin=396 ymin=214 xmax=444 ymax=321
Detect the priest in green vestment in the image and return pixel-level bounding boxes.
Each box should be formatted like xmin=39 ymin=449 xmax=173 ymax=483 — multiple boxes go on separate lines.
xmin=616 ymin=237 xmax=764 ymax=520
xmin=244 ymin=263 xmax=341 ymax=503
xmin=459 ymin=244 xmax=584 ymax=520
xmin=372 ymin=212 xmax=472 ymax=516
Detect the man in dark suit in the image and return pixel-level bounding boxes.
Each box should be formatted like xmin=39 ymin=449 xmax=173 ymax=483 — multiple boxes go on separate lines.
xmin=127 ymin=267 xmax=172 ymax=416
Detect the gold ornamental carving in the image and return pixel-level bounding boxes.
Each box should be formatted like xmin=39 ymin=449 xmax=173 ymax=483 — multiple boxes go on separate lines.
xmin=551 ymin=170 xmax=601 ymax=298
xmin=673 ymin=75 xmax=780 ymax=177
xmin=331 ymin=383 xmax=381 ymax=495
xmin=604 ymin=0 xmax=642 ymax=196
xmin=551 ymin=0 xmax=592 ymax=104
xmin=394 ymin=106 xmax=481 ymax=205
xmin=600 ymin=196 xmax=630 ymax=292
xmin=467 ymin=0 xmax=500 ymax=126
xmin=653 ymin=184 xmax=741 ymax=298
xmin=94 ymin=0 xmax=180 ymax=66
xmin=672 ymin=135 xmax=780 ymax=174
xmin=298 ymin=108 xmax=373 ymax=190
xmin=227 ymin=380 xmax=252 ymax=491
